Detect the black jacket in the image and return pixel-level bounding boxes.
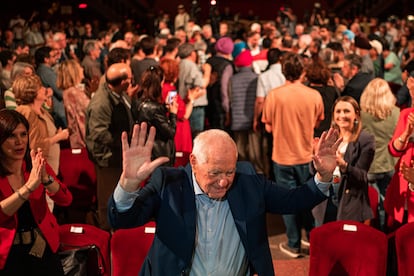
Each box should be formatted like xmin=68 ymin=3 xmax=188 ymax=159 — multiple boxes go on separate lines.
xmin=134 ymin=99 xmax=177 ymax=166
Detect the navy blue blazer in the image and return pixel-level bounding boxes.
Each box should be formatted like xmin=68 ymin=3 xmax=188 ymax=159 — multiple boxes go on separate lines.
xmin=108 ymin=162 xmax=327 ymax=276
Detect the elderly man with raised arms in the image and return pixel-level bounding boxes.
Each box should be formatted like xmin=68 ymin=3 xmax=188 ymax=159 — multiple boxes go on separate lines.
xmin=108 ymin=123 xmax=341 ymax=275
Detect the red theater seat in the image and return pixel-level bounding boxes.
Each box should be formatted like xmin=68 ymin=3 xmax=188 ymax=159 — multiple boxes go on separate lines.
xmin=395 ymin=222 xmax=414 ymax=276
xmin=368 ymin=185 xmax=380 ymax=227
xmin=111 ymin=221 xmax=156 ymax=276
xmin=309 ymin=220 xmax=388 ymax=276
xmin=174 ymin=151 xmax=190 ymax=167
xmin=59 ymin=148 xmax=96 ymax=210
xmin=59 ymin=223 xmax=110 ymax=276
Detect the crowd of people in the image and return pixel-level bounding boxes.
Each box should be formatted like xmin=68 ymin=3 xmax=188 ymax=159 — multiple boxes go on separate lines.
xmin=0 ymin=2 xmax=414 ymax=274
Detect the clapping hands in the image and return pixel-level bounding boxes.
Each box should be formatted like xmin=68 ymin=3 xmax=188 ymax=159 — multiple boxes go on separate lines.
xmin=313 ymin=128 xmax=343 ymax=182
xmin=401 ymin=160 xmax=414 ymax=184
xmin=27 ymin=149 xmax=46 ymax=190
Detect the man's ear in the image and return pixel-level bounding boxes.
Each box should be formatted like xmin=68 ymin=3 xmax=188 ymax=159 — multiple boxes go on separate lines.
xmin=189 ymin=154 xmax=196 ymax=167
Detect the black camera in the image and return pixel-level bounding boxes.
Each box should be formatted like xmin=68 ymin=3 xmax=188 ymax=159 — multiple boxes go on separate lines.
xmin=278 ymin=6 xmax=289 ymax=19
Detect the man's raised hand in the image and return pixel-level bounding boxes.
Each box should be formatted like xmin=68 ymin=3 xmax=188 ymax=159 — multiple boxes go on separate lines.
xmin=120 ymin=123 xmax=169 ymax=192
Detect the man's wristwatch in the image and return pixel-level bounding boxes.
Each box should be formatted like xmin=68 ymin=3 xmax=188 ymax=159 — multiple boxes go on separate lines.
xmin=43 ymin=175 xmax=55 ymax=186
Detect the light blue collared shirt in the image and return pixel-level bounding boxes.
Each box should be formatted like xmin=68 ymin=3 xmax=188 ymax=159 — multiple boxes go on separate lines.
xmin=189 ymin=173 xmax=249 ymax=276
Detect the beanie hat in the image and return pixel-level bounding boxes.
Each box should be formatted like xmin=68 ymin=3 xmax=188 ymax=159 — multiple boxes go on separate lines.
xmin=234 ymin=50 xmax=253 ymax=67
xmin=369 ymin=40 xmax=383 ymax=54
xmin=342 ymin=30 xmax=355 ymax=41
xmin=232 ymin=41 xmax=247 ymax=58
xmin=215 ymin=37 xmax=234 ymax=55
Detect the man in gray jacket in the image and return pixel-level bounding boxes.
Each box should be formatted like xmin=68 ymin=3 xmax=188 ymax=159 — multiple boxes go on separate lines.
xmin=86 ymin=63 xmax=134 ymax=230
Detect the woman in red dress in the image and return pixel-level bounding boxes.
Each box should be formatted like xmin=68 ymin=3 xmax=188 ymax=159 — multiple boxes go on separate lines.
xmin=159 ymin=59 xmax=202 ymax=166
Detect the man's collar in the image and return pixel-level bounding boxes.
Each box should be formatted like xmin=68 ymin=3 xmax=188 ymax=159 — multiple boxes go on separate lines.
xmin=192 ymin=172 xmax=204 ymax=195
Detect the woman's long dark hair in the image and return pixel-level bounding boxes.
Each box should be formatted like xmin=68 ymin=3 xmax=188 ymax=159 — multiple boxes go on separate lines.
xmin=0 ymin=109 xmax=31 ymax=176
xmin=138 ymin=65 xmax=164 ymax=103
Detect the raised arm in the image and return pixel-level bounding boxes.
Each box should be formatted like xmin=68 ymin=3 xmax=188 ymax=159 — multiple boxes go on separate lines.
xmin=119 ymin=123 xmax=169 ymax=192
xmin=313 ymin=128 xmax=342 ymax=182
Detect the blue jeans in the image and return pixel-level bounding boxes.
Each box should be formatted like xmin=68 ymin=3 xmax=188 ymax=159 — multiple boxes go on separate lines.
xmin=368 ymin=170 xmax=394 ymax=230
xmin=189 ymin=106 xmax=205 ymax=136
xmin=273 ymin=162 xmax=313 ymax=249
xmin=367 ymin=171 xmax=394 ymax=199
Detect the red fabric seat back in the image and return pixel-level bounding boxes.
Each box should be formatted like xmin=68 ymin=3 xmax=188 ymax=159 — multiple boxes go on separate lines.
xmin=110 ymin=221 xmax=156 ymax=276
xmin=59 ymin=148 xmax=96 ymax=209
xmin=309 ymin=220 xmax=388 ymax=276
xmin=395 ymin=222 xmax=414 ymax=276
xmin=368 ymin=185 xmax=379 ymax=219
xmin=59 ymin=223 xmax=110 ymax=276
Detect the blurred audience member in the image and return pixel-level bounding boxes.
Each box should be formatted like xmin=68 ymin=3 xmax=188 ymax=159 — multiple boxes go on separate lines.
xmin=133 ymin=65 xmax=177 ymax=166
xmin=56 ymin=60 xmax=91 ymax=149
xmin=14 ymin=75 xmax=69 ymax=175
xmin=360 ymin=78 xmax=399 ymax=229
xmin=385 ymin=76 xmax=414 ymax=231
xmin=306 ymin=58 xmax=339 ymax=137
xmin=4 ymin=62 xmax=34 ymax=110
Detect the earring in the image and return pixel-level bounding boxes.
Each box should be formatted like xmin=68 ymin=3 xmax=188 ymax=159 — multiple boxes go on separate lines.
xmin=354 ymin=120 xmax=359 ymax=125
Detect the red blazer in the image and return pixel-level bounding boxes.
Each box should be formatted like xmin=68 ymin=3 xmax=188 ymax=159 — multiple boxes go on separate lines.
xmin=0 ymin=162 xmax=72 ymax=269
xmin=385 ymin=108 xmax=414 ymax=224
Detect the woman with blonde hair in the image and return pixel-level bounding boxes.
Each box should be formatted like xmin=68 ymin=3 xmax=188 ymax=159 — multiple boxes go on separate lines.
xmin=3 ymin=62 xmax=35 ymax=110
xmin=312 ymin=96 xmax=375 ymax=225
xmin=361 ymin=80 xmax=399 ymax=183
xmin=360 ymin=78 xmax=399 ymax=229
xmin=14 ymin=74 xmax=69 ymax=175
xmin=56 ymin=59 xmax=90 ymax=149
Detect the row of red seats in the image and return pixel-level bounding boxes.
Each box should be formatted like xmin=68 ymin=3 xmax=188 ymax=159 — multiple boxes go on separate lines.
xmin=59 ymin=221 xmax=156 ymax=276
xmin=309 ymin=220 xmax=414 ymax=276
xmin=60 ymin=219 xmax=414 ymax=276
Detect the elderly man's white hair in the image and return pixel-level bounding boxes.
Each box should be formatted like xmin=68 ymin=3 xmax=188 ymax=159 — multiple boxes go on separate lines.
xmin=192 ymin=129 xmax=237 ymax=164
xmin=53 ymin=32 xmax=66 ymax=42
xmin=250 ymin=22 xmax=261 ymax=33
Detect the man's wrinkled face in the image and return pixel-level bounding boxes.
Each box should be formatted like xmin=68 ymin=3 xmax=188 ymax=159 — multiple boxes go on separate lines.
xmin=190 ymin=148 xmax=237 ymax=199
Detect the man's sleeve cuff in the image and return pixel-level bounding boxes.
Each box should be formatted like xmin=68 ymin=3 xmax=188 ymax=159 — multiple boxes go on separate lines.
xmin=113 ymin=182 xmax=140 ymax=212
xmin=314 ymin=175 xmax=331 ymax=197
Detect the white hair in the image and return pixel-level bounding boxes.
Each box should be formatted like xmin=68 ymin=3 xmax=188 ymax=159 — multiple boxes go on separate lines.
xmin=192 ymin=129 xmax=237 ymax=164
xmin=53 ymin=32 xmax=66 ymax=42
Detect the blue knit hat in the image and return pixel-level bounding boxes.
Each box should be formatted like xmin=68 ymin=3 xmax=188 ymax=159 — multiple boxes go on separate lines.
xmin=232 ymin=41 xmax=247 ymax=58
xmin=342 ymin=30 xmax=355 ymax=41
